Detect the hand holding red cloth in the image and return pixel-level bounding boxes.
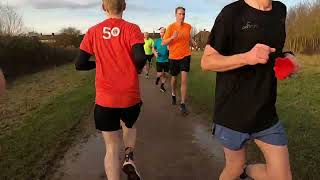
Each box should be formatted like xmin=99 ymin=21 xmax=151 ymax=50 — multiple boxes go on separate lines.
xmin=274 ymin=57 xmax=295 ymax=80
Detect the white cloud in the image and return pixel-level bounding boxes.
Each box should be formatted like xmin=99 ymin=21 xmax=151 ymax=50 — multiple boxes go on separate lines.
xmin=6 ymin=0 xmax=100 ymax=9
xmin=7 ymin=0 xmax=305 ymax=34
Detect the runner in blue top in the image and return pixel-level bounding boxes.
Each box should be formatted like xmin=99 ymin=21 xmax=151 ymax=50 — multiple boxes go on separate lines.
xmin=153 ymin=27 xmax=169 ymax=92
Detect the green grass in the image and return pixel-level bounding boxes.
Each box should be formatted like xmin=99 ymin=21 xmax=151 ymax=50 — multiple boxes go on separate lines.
xmin=189 ymin=52 xmax=320 ymax=179
xmin=189 ymin=51 xmax=216 ymax=115
xmin=0 ymin=64 xmax=95 ymax=179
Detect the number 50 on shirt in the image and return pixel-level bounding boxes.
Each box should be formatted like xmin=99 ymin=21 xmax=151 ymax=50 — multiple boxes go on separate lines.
xmin=103 ymin=27 xmax=121 ymax=39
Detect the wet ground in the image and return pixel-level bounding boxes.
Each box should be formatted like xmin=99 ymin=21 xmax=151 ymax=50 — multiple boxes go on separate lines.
xmin=50 ymin=75 xmax=225 ymax=180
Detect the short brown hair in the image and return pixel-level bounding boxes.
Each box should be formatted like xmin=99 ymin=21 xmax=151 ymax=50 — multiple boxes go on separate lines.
xmin=103 ymin=0 xmax=126 ymax=14
xmin=175 ymin=6 xmax=185 ymax=14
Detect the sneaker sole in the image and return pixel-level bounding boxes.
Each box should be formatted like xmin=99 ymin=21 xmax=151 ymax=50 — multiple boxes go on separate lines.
xmin=180 ymin=109 xmax=189 ymax=116
xmin=160 ymin=89 xmax=166 ymax=93
xmin=122 ymin=164 xmax=141 ymax=180
xmin=181 ymin=111 xmax=189 ymax=116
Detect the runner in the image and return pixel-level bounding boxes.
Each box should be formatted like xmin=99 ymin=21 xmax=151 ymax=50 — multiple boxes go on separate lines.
xmin=75 ymin=0 xmax=146 ymax=179
xmin=163 ymin=6 xmax=197 ymax=115
xmin=0 ymin=68 xmax=5 ymax=96
xmin=201 ymin=0 xmax=299 ymax=179
xmin=143 ymin=32 xmax=154 ymax=79
xmin=153 ymin=27 xmax=169 ymax=92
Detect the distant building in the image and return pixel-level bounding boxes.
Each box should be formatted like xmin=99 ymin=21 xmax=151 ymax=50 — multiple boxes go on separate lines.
xmin=39 ymin=36 xmax=57 ymax=44
xmin=36 ymin=34 xmax=84 ymax=48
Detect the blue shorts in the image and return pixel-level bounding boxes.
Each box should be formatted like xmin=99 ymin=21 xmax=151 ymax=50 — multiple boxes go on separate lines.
xmin=214 ymin=122 xmax=287 ymax=151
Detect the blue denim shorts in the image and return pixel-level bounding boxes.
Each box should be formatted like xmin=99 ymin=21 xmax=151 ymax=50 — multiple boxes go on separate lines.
xmin=214 ymin=121 xmax=288 ymax=151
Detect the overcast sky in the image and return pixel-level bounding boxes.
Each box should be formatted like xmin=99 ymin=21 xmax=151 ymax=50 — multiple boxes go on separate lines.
xmin=5 ymin=0 xmax=303 ymax=34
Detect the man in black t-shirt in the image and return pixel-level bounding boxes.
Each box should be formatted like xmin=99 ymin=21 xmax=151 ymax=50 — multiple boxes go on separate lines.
xmin=201 ymin=0 xmax=299 ymax=179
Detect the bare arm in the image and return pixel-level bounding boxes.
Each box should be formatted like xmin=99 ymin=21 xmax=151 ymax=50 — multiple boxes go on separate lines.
xmin=162 ymin=31 xmax=178 ymax=46
xmin=152 ymin=47 xmax=158 ymax=58
xmin=201 ymin=44 xmax=276 ymax=72
xmin=190 ymin=29 xmax=197 ymax=48
xmin=162 ymin=36 xmax=174 ymax=46
xmin=201 ymin=45 xmax=246 ymax=72
xmin=190 ymin=38 xmax=197 ymax=48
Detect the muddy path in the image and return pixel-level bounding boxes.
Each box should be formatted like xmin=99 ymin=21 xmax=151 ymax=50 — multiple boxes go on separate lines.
xmin=50 ymin=75 xmax=225 ymax=180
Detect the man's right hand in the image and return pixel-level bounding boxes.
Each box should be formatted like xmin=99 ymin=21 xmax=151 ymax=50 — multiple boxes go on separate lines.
xmin=244 ymin=44 xmax=276 ymax=65
xmin=154 ymin=51 xmax=159 ymax=58
xmin=171 ymin=31 xmax=178 ymax=40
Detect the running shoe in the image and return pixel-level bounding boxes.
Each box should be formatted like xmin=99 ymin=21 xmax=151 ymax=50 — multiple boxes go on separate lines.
xmin=180 ymin=103 xmax=189 ymax=115
xmin=171 ymin=95 xmax=177 ymax=105
xmin=155 ymin=77 xmax=160 ymax=85
xmin=160 ymin=84 xmax=166 ymax=92
xmin=122 ymin=150 xmax=141 ymax=180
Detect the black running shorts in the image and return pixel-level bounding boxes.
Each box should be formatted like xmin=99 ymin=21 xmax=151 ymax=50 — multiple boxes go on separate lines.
xmin=169 ymin=56 xmax=191 ymax=76
xmin=94 ymin=102 xmax=142 ymax=132
xmin=146 ymin=55 xmax=154 ymax=63
xmin=156 ymin=62 xmax=169 ymax=73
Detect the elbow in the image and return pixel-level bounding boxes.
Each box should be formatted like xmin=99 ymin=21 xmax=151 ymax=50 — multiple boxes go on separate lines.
xmin=201 ymin=56 xmax=220 ymax=72
xmin=135 ymin=54 xmax=147 ymax=70
xmin=75 ymin=62 xmax=82 ymax=71
xmin=139 ymin=55 xmax=148 ymax=66
xmin=75 ymin=62 xmax=86 ymax=71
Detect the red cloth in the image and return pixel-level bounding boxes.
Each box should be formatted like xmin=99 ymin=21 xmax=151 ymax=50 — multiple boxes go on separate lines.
xmin=80 ymin=18 xmax=144 ymax=108
xmin=273 ymin=57 xmax=295 ymax=80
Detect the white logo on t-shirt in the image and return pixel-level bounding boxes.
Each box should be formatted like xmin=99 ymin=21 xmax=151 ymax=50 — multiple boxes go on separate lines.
xmin=103 ymin=27 xmax=121 ymax=39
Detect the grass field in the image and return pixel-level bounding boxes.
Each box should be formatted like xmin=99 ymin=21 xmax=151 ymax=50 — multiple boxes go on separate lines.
xmin=188 ymin=51 xmax=320 ymax=179
xmin=0 ymin=64 xmax=95 ymax=179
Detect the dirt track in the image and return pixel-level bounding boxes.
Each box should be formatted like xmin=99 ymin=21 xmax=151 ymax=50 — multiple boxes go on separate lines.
xmin=50 ymin=75 xmax=225 ymax=180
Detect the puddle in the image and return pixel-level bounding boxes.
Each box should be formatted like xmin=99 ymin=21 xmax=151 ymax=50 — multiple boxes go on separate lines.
xmin=52 ymin=134 xmax=106 ymax=180
xmin=192 ymin=122 xmax=225 ymax=164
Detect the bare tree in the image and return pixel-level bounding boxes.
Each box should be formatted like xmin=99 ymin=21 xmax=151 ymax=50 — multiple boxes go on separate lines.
xmin=59 ymin=27 xmax=81 ymax=36
xmin=0 ymin=4 xmax=24 ymax=36
xmin=286 ymin=0 xmax=320 ymax=53
xmin=191 ymin=25 xmax=198 ymax=39
xmin=57 ymin=27 xmax=82 ymax=48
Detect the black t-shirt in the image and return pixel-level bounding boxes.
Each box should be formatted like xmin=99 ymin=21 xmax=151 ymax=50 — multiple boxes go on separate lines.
xmin=207 ymin=0 xmax=287 ymax=133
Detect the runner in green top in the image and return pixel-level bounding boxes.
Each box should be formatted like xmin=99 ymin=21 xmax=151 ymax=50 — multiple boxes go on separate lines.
xmin=143 ymin=32 xmax=154 ymax=79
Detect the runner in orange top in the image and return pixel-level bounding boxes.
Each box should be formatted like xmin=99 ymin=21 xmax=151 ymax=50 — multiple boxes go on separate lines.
xmin=163 ymin=6 xmax=197 ymax=115
xmin=163 ymin=21 xmax=191 ymax=60
xmin=75 ymin=0 xmax=146 ymax=179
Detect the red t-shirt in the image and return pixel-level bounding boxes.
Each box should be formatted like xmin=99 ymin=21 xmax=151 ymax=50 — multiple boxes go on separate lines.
xmin=80 ymin=18 xmax=144 ymax=108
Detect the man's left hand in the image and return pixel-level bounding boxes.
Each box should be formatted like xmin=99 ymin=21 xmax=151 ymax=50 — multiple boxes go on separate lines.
xmin=285 ymin=53 xmax=301 ymax=74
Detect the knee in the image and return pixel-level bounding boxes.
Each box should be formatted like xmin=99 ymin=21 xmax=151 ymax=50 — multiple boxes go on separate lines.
xmin=223 ymin=161 xmax=245 ymax=178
